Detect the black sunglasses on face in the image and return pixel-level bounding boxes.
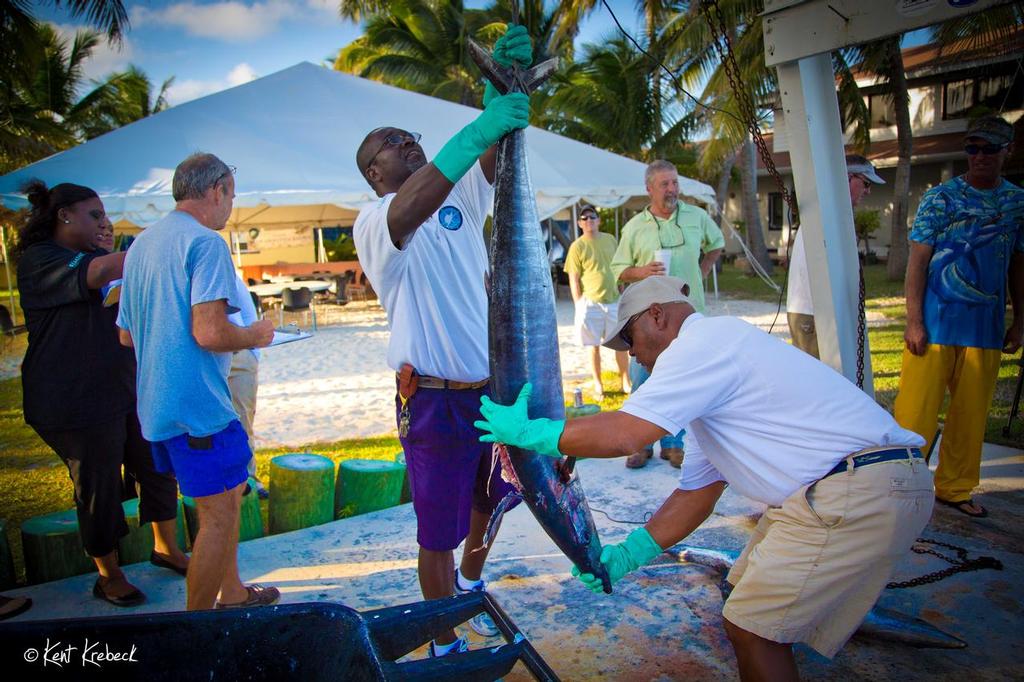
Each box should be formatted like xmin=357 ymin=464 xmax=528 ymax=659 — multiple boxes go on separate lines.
xmin=579 ymin=215 xmax=599 ymax=221
xmin=619 ymin=308 xmax=649 ymax=348
xmin=965 ymin=143 xmax=1008 ymax=155
xmin=366 ymin=131 xmax=422 ymax=171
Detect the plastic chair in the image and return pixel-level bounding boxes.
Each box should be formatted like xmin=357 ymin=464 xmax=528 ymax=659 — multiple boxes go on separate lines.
xmin=280 ymin=286 xmax=317 ymax=331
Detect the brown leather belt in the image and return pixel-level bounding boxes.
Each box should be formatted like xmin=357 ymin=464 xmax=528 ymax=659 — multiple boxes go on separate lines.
xmin=406 ymin=374 xmax=489 ymax=391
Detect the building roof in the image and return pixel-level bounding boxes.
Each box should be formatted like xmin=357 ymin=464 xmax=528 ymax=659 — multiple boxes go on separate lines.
xmin=757 ymin=131 xmax=970 ymax=174
xmin=852 ymin=24 xmax=1024 ymax=83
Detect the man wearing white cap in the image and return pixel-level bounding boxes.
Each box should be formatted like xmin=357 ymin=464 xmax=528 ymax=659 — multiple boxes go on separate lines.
xmin=475 ymin=275 xmax=932 ymax=680
xmin=786 ymin=154 xmax=885 ymax=358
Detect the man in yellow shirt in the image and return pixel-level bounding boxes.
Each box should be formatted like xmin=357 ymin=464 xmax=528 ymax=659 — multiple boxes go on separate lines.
xmin=565 ymin=204 xmax=630 ymax=401
xmin=611 ymin=160 xmax=724 ymax=469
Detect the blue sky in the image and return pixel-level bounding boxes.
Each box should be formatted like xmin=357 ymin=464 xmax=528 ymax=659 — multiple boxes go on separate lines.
xmin=37 ymin=0 xmax=647 ymax=105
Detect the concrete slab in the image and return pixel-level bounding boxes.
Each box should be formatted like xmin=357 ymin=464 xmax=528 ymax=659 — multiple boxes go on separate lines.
xmin=6 ymin=444 xmax=1023 ymax=680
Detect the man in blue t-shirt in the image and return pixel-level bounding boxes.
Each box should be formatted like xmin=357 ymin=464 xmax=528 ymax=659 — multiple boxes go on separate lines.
xmin=894 ymin=115 xmax=1024 ymax=518
xmin=118 ymin=153 xmax=276 ymax=610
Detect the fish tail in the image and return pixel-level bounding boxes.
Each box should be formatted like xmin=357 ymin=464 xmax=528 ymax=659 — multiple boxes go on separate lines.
xmin=475 ymin=490 xmax=524 ymax=552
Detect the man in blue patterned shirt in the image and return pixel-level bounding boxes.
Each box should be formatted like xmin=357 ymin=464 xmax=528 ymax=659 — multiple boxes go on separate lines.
xmin=894 ymin=115 xmax=1024 ymax=518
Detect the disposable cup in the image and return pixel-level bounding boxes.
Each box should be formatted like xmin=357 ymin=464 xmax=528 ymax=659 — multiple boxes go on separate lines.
xmin=653 ymin=248 xmax=672 ymax=274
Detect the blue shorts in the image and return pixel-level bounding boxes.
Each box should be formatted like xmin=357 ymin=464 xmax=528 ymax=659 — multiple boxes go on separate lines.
xmin=150 ymin=420 xmax=251 ymax=498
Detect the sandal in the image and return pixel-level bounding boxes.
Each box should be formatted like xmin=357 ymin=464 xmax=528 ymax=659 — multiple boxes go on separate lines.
xmin=93 ymin=576 xmax=146 ymax=607
xmin=0 ymin=595 xmax=32 ymax=621
xmin=150 ymin=551 xmax=189 ymax=577
xmin=935 ymin=496 xmax=988 ymax=518
xmin=216 ymin=584 xmax=280 ymax=609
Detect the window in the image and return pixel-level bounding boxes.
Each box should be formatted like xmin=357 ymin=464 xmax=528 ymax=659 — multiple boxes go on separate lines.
xmin=868 ymin=94 xmax=896 ymax=127
xmin=978 ymin=73 xmax=1023 ymax=111
xmin=229 ymin=232 xmax=258 ymax=254
xmin=943 ymin=79 xmax=975 ymax=120
xmin=767 ymin=192 xmax=785 ymax=231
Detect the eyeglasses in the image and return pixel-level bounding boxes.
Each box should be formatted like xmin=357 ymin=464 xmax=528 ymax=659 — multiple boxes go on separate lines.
xmin=215 ymin=165 xmax=237 ymax=189
xmin=965 ymin=142 xmax=1008 ymax=155
xmin=366 ymin=131 xmax=422 ymax=171
xmin=579 ymin=215 xmax=599 ymax=222
xmin=618 ymin=308 xmax=650 ymax=349
xmin=849 ymin=174 xmax=871 ymax=189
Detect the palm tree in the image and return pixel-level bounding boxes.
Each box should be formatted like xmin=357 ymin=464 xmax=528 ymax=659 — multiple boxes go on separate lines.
xmin=76 ymin=66 xmax=174 ymax=139
xmin=0 ymin=24 xmax=100 ymax=172
xmin=334 ymin=0 xmax=488 ymax=106
xmin=533 ymin=36 xmax=690 ymax=160
xmin=0 ymin=24 xmax=167 ymax=172
xmin=662 ymin=0 xmax=776 ymax=273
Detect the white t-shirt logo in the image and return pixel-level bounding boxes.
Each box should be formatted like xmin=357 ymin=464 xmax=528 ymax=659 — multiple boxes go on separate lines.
xmin=439 ymin=206 xmax=463 ymax=231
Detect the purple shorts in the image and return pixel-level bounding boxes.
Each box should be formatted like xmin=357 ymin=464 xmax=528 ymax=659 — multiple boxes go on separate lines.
xmin=397 ymin=384 xmax=516 ymax=551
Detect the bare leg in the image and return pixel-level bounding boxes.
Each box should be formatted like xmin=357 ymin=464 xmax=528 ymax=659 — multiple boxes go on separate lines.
xmin=458 ymin=509 xmax=496 ymax=581
xmin=218 ymin=488 xmax=247 ymax=604
xmin=151 ymin=519 xmax=189 ymax=570
xmin=418 ymin=547 xmax=457 ymax=644
xmin=93 ymin=551 xmax=139 ymax=598
xmin=589 ymin=346 xmax=602 ymax=396
xmin=615 ymin=351 xmax=631 ymax=392
xmin=724 ymin=619 xmax=800 ymax=682
xmin=188 ymin=482 xmax=247 ymax=610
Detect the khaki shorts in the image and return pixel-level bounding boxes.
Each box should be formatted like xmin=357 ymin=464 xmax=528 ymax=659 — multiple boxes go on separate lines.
xmin=722 ymin=450 xmax=933 ymax=658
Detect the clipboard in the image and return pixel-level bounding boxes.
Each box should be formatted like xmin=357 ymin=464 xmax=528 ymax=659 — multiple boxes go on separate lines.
xmin=102 ymin=280 xmax=122 ymax=307
xmin=270 ymin=328 xmax=313 ymax=347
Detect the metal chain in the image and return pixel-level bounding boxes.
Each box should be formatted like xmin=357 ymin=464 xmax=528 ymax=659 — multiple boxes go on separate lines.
xmin=886 ymin=538 xmax=1004 ymax=589
xmin=856 ymin=267 xmax=866 ymax=388
xmin=700 ymin=0 xmax=799 ymax=231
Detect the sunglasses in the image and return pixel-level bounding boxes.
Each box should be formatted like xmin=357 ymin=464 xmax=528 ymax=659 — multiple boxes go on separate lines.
xmin=965 ymin=143 xmax=1008 ymax=155
xmin=366 ymin=131 xmax=422 ymax=171
xmin=579 ymin=215 xmax=599 ymax=221
xmin=618 ymin=308 xmax=650 ymax=348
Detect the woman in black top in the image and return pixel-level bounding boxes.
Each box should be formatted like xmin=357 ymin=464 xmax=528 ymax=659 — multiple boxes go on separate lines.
xmin=16 ymin=181 xmax=189 ymax=606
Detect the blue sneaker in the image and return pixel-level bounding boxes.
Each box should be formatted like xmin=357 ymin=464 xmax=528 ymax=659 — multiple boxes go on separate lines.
xmin=455 ymin=569 xmax=500 ymax=637
xmin=428 ymin=636 xmax=468 ymax=657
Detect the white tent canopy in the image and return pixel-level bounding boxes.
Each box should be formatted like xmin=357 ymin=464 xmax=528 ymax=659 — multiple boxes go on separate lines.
xmin=0 ymin=62 xmax=716 ymax=222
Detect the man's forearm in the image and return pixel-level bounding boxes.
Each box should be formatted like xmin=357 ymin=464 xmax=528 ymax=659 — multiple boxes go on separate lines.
xmin=385 ymin=165 xmax=455 ymax=247
xmin=195 ymin=320 xmax=262 ymax=353
xmin=645 ymin=484 xmax=725 ymax=550
xmin=700 ymin=248 xmax=722 ymax=278
xmin=569 ymin=273 xmax=583 ymax=302
xmin=559 ymin=411 xmax=668 ymax=459
xmin=618 ymin=266 xmax=647 ymax=283
xmin=905 ymin=245 xmax=931 ymax=325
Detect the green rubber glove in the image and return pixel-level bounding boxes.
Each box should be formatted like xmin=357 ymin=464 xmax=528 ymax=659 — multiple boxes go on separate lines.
xmin=475 ymin=383 xmax=565 ymax=457
xmin=493 ymin=24 xmax=533 ymax=68
xmin=433 ymin=91 xmax=529 ymax=183
xmin=483 ymin=25 xmax=532 ymax=107
xmin=571 ymin=528 xmax=663 ymax=593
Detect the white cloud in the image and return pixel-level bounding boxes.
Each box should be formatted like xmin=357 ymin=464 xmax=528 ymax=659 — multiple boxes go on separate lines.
xmin=165 ymin=62 xmax=259 ymax=105
xmin=132 ymin=1 xmax=305 ymax=42
xmin=53 ymin=24 xmax=136 ymax=81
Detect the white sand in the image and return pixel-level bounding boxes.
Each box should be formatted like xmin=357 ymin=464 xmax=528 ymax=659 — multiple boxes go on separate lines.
xmin=254 ymin=295 xmax=887 ymax=448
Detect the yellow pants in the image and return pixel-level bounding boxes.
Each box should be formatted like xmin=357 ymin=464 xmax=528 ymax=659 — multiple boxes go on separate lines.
xmin=893 ymin=344 xmax=1001 ymax=503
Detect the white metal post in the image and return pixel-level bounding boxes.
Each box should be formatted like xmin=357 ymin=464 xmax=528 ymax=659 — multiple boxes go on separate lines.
xmin=776 ymin=54 xmax=873 ymax=394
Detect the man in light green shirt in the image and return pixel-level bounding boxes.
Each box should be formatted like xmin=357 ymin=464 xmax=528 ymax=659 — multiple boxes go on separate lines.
xmin=611 ymin=159 xmax=724 ymax=469
xmin=565 ymin=204 xmax=630 ymax=401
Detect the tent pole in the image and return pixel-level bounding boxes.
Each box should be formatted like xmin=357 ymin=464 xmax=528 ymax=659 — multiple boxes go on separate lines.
xmin=615 ymin=207 xmax=619 ymax=241
xmin=0 ymin=224 xmax=16 ymax=325
xmin=571 ymin=204 xmax=577 ymax=241
xmin=232 ymin=231 xmax=242 ymax=269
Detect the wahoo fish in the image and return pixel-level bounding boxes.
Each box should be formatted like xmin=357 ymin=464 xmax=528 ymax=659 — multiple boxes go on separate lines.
xmin=466 ymin=24 xmax=612 ymax=593
xmin=666 ymin=545 xmax=966 ymax=649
